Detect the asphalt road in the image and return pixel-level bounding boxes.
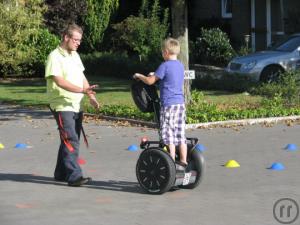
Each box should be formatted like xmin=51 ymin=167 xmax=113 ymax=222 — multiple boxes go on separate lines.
xmin=0 ymin=105 xmax=299 ymax=225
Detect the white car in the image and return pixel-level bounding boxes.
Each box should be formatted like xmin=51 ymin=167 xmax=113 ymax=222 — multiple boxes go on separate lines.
xmin=226 ymin=33 xmax=300 ymax=82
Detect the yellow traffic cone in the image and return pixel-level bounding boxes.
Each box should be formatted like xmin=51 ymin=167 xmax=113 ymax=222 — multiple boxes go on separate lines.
xmin=225 ymin=160 xmax=240 ymax=168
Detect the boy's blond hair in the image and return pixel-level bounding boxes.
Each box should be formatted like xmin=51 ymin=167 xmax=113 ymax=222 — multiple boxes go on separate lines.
xmin=162 ymin=38 xmax=180 ymax=55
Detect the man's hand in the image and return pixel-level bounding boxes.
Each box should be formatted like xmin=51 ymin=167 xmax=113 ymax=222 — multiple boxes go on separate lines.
xmin=83 ymin=84 xmax=98 ymax=95
xmin=84 ymin=84 xmax=100 ymax=109
xmin=89 ymin=95 xmax=100 ymax=109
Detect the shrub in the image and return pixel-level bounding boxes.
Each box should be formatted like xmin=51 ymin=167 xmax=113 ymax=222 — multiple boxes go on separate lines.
xmin=27 ymin=28 xmax=60 ymax=76
xmin=194 ymin=28 xmax=236 ymax=66
xmin=81 ymin=52 xmax=160 ymax=79
xmin=252 ymin=70 xmax=300 ymax=105
xmin=0 ymin=0 xmax=46 ymax=77
xmin=192 ymin=72 xmax=257 ymax=92
xmin=111 ymin=0 xmax=168 ymax=61
xmin=44 ymin=0 xmax=87 ymax=36
xmin=237 ymin=45 xmax=251 ymax=57
xmin=83 ymin=0 xmax=118 ymax=50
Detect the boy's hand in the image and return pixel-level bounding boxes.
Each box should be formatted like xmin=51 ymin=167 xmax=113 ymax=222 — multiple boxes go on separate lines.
xmin=133 ymin=72 xmax=157 ymax=85
xmin=133 ymin=73 xmax=143 ymax=80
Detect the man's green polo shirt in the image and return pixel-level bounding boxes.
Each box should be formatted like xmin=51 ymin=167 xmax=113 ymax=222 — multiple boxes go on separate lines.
xmin=45 ymin=46 xmax=85 ymax=112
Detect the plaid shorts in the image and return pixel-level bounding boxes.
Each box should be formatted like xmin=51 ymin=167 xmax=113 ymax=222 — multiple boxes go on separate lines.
xmin=160 ymin=104 xmax=186 ymax=145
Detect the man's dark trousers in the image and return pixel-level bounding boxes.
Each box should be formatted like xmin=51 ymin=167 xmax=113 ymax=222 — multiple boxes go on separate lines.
xmin=53 ymin=111 xmax=83 ymax=182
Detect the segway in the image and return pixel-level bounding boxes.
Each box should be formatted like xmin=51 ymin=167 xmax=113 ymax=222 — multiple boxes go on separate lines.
xmin=131 ymin=79 xmax=205 ymax=194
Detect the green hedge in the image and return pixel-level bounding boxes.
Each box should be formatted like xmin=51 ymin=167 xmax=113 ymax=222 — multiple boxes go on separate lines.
xmin=81 ymin=52 xmax=160 ymax=79
xmin=192 ymin=72 xmax=257 ymax=93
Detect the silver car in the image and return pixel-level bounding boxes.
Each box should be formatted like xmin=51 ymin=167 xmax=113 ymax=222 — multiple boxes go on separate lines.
xmin=226 ymin=33 xmax=300 ymax=82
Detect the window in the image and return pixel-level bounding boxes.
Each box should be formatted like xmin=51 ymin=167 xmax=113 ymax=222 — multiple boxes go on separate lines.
xmin=221 ymin=0 xmax=232 ymax=18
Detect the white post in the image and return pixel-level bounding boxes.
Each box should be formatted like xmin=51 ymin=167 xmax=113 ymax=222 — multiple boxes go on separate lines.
xmin=266 ymin=0 xmax=272 ymax=47
xmin=251 ymin=0 xmax=256 ymax=52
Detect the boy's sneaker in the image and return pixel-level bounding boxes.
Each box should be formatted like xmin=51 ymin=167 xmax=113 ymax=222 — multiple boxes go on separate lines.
xmin=68 ymin=177 xmax=92 ymax=187
xmin=176 ymin=161 xmax=188 ymax=171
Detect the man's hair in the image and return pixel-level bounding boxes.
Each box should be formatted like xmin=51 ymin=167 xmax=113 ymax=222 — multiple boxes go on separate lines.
xmin=162 ymin=38 xmax=180 ymax=55
xmin=61 ymin=23 xmax=83 ymax=38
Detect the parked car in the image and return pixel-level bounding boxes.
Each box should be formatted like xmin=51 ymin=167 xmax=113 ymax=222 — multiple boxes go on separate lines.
xmin=226 ymin=33 xmax=300 ymax=82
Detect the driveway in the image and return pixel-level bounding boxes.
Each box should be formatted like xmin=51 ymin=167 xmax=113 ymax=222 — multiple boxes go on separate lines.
xmin=0 ymin=105 xmax=299 ymax=225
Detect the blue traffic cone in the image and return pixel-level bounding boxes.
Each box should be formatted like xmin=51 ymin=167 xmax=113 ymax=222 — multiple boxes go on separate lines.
xmin=268 ymin=162 xmax=285 ymax=171
xmin=195 ymin=144 xmax=206 ymax=152
xmin=284 ymin=144 xmax=297 ymax=152
xmin=15 ymin=143 xmax=28 ymax=149
xmin=127 ymin=144 xmax=138 ymax=152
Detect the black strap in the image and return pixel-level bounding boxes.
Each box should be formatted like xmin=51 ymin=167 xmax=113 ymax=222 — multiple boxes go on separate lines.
xmin=48 ymin=105 xmax=89 ymax=149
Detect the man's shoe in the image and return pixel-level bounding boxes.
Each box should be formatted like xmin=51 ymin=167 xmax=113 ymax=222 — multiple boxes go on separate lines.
xmin=68 ymin=177 xmax=92 ymax=187
xmin=54 ymin=177 xmax=66 ymax=182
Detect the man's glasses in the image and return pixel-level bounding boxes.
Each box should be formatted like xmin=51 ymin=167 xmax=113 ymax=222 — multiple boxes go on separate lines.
xmin=69 ymin=37 xmax=82 ymax=43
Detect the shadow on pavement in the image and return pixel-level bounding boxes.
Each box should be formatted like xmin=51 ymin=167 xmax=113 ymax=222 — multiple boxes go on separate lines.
xmin=0 ymin=105 xmax=52 ymax=121
xmin=0 ymin=173 xmax=144 ymax=194
xmin=88 ymin=180 xmax=144 ymax=194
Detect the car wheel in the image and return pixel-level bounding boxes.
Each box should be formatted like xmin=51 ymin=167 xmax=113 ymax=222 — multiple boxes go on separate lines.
xmin=260 ymin=66 xmax=284 ymax=83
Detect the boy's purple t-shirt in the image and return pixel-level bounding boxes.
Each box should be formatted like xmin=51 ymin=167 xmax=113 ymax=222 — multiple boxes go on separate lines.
xmin=154 ymin=60 xmax=185 ymax=107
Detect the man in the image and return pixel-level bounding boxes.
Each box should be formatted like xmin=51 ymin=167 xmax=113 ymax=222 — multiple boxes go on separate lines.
xmin=45 ymin=23 xmax=99 ymax=187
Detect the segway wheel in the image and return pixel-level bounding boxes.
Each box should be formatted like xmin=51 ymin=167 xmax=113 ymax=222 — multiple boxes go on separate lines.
xmin=136 ymin=148 xmax=176 ymax=194
xmin=183 ymin=150 xmax=205 ymax=189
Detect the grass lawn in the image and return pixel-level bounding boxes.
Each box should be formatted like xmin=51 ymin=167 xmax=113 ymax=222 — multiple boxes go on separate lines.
xmin=0 ymin=77 xmax=133 ymax=108
xmin=0 ymin=76 xmax=261 ymax=109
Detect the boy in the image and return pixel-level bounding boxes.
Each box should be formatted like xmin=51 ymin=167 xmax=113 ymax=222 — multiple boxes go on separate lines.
xmin=134 ymin=38 xmax=187 ymax=167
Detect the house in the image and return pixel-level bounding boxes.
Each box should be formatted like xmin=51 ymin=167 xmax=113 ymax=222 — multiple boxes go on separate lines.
xmin=189 ymin=0 xmax=300 ymax=51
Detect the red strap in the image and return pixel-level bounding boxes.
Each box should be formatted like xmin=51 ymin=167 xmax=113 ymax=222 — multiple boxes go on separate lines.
xmin=58 ymin=113 xmax=74 ymax=153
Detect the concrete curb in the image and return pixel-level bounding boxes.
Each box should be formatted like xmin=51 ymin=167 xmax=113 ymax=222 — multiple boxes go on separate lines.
xmin=84 ymin=113 xmax=157 ymax=127
xmin=185 ymin=115 xmax=300 ymax=129
xmin=85 ymin=113 xmax=300 ymax=129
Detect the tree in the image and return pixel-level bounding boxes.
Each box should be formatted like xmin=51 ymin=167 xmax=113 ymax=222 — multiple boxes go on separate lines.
xmin=112 ymin=0 xmax=169 ymax=61
xmin=84 ymin=0 xmax=119 ymax=50
xmin=44 ymin=0 xmax=87 ymax=36
xmin=170 ymin=0 xmax=191 ymax=103
xmin=0 ymin=0 xmax=46 ymax=76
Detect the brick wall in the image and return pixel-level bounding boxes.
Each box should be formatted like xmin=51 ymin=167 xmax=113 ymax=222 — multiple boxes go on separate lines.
xmin=191 ymin=64 xmax=225 ymax=80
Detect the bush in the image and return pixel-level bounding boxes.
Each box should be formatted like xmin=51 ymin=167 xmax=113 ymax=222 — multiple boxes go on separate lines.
xmin=252 ymin=70 xmax=300 ymax=105
xmin=82 ymin=0 xmax=118 ymax=51
xmin=194 ymin=28 xmax=236 ymax=66
xmin=44 ymin=0 xmax=87 ymax=36
xmin=81 ymin=52 xmax=160 ymax=79
xmin=27 ymin=28 xmax=60 ymax=76
xmin=192 ymin=72 xmax=257 ymax=92
xmin=111 ymin=0 xmax=168 ymax=61
xmin=0 ymin=0 xmax=46 ymax=77
xmin=237 ymin=45 xmax=251 ymax=57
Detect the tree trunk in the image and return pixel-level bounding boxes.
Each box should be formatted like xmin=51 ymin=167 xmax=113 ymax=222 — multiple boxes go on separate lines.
xmin=170 ymin=0 xmax=191 ymax=103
